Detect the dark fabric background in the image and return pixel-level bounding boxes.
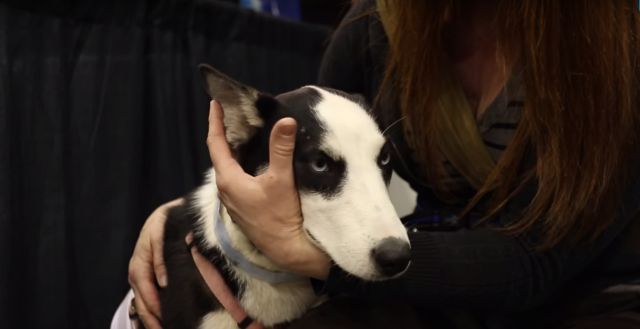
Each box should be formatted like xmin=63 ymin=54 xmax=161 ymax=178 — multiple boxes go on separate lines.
xmin=0 ymin=0 xmax=331 ymax=328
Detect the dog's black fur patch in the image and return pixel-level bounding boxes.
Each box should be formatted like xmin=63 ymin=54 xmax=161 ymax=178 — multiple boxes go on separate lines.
xmin=238 ymin=87 xmax=349 ymax=199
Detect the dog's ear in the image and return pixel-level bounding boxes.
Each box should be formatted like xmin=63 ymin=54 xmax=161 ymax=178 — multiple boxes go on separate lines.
xmin=198 ymin=64 xmax=265 ymax=148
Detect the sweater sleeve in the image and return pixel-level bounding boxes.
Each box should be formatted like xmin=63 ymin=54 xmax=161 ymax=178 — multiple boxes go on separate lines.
xmin=309 ymin=175 xmax=640 ymax=312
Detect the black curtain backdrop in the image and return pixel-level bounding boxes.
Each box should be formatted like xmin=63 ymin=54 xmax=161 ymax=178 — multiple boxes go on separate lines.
xmin=0 ymin=0 xmax=331 ymax=328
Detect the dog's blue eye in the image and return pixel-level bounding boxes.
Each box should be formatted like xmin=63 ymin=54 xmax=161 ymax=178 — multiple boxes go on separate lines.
xmin=380 ymin=152 xmax=391 ymax=165
xmin=310 ymin=159 xmax=329 ymax=172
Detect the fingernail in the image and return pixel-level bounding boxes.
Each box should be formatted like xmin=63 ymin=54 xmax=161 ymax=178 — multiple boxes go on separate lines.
xmin=281 ymin=123 xmax=296 ymax=137
xmin=159 ymin=275 xmax=168 ymax=287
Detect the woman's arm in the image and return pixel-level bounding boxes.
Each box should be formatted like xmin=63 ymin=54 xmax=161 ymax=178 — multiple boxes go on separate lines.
xmin=308 ymin=177 xmax=640 ymax=312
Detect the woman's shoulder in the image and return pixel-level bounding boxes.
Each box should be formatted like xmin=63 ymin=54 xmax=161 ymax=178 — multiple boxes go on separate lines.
xmin=318 ymin=1 xmax=384 ymax=94
xmin=350 ymin=0 xmax=378 ymax=15
xmin=334 ymin=0 xmax=379 ymax=39
xmin=321 ymin=0 xmax=387 ymax=67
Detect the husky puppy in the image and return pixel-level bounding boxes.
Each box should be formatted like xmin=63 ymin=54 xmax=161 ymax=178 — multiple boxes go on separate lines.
xmin=143 ymin=64 xmax=411 ymax=329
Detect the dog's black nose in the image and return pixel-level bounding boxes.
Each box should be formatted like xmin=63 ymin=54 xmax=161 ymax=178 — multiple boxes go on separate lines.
xmin=372 ymin=237 xmax=411 ymax=277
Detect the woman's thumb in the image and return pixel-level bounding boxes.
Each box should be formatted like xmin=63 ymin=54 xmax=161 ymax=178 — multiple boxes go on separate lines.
xmin=268 ymin=118 xmax=297 ymax=177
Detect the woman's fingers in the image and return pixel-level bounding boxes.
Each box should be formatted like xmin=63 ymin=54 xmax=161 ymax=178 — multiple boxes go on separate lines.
xmin=207 ymin=100 xmax=242 ymax=174
xmin=127 ymin=199 xmax=183 ymax=329
xmin=207 ymin=100 xmax=249 ymax=194
xmin=128 ymin=255 xmax=163 ymax=319
xmin=149 ymin=198 xmax=182 ymax=287
xmin=130 ymin=287 xmax=163 ymax=329
xmin=151 ymin=238 xmax=167 ymax=288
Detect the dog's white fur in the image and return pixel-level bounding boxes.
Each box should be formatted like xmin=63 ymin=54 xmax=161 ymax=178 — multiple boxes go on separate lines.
xmin=190 ymin=86 xmax=409 ymax=329
xmin=301 ymin=87 xmax=409 ymax=280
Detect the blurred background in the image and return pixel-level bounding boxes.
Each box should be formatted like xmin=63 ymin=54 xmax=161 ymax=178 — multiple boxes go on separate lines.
xmin=0 ymin=0 xmax=415 ymax=328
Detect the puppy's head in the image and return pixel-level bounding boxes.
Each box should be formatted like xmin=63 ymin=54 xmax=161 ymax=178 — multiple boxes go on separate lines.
xmin=199 ymin=64 xmax=410 ymax=281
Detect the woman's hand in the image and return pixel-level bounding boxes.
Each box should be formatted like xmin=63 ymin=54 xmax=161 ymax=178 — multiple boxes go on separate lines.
xmin=207 ymin=100 xmax=331 ymax=280
xmin=128 ymin=198 xmax=183 ymax=329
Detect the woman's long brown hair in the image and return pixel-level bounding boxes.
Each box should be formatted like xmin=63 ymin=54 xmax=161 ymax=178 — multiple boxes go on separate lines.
xmin=377 ymin=0 xmax=640 ymax=250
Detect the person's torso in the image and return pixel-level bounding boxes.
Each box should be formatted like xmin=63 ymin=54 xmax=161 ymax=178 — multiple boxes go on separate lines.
xmin=352 ymin=2 xmax=640 ymax=321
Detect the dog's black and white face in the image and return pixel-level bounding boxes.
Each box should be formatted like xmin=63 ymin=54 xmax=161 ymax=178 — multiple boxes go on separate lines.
xmin=199 ymin=64 xmax=410 ymax=281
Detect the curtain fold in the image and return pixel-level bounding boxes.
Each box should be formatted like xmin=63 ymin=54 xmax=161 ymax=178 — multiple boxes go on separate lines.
xmin=0 ymin=1 xmax=330 ymax=328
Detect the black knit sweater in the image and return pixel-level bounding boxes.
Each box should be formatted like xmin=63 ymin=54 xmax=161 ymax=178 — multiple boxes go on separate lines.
xmin=310 ymin=0 xmax=640 ymax=327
